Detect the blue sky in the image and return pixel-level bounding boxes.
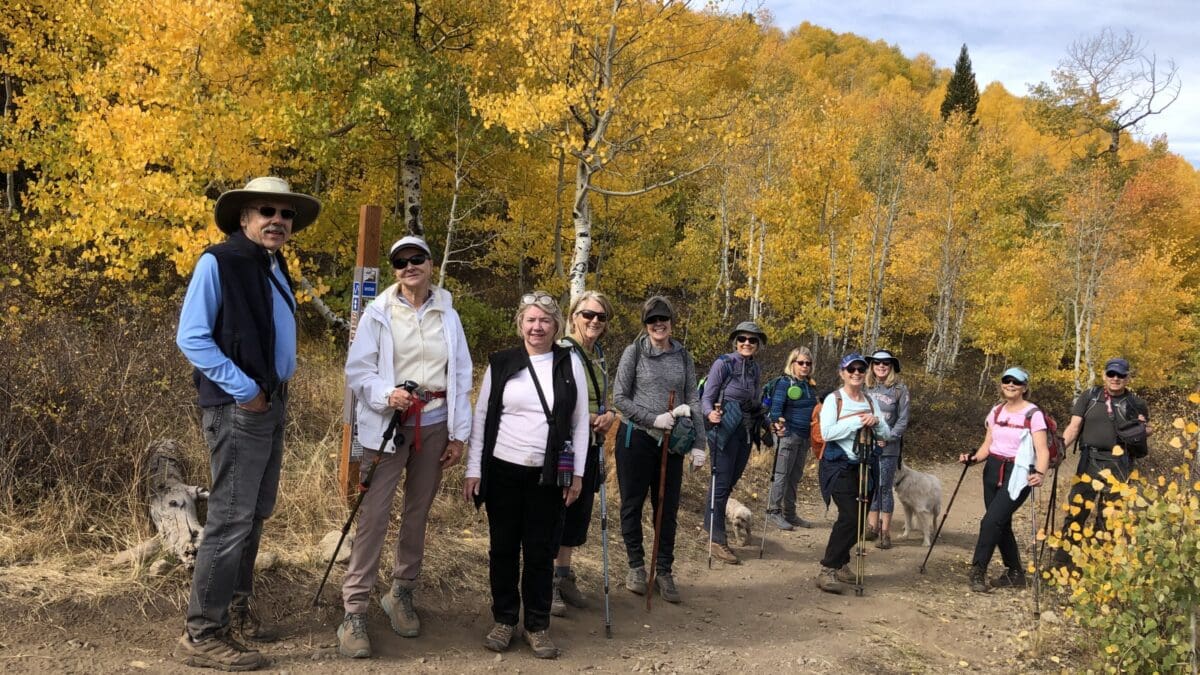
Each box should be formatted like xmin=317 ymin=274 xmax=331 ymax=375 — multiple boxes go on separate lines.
xmin=763 ymin=1 xmax=1199 ymax=166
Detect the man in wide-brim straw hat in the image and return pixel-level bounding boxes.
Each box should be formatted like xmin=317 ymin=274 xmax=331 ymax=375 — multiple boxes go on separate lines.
xmin=174 ymin=176 xmax=320 ymax=671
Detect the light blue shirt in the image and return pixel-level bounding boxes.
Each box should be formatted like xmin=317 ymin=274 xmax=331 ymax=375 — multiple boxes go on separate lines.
xmin=176 ymin=252 xmax=297 ymax=403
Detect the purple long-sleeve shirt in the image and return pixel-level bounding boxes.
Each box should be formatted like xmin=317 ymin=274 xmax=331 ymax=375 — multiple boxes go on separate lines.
xmin=700 ymin=352 xmax=761 ymax=416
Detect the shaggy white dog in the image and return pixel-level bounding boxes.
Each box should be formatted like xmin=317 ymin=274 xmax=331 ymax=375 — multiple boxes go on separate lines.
xmin=725 ymin=497 xmax=753 ymax=547
xmin=893 ymin=463 xmax=942 ymax=546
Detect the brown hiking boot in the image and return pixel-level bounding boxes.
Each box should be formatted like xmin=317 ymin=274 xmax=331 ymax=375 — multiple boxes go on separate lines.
xmin=876 ymin=531 xmax=893 ymax=550
xmin=625 ymin=566 xmax=648 ymax=595
xmin=654 ymin=572 xmax=681 ymax=603
xmin=523 ymin=629 xmax=560 ymax=659
xmin=229 ymin=602 xmax=278 ymax=643
xmin=709 ymin=542 xmax=741 ymax=565
xmin=381 ymin=584 xmax=420 ymax=637
xmin=555 ymin=569 xmax=587 ymax=608
xmin=815 ymin=566 xmax=846 ymax=594
xmin=969 ymin=564 xmax=989 ymax=593
xmin=836 ymin=565 xmax=856 ymax=584
xmin=864 ymin=526 xmax=879 ymax=541
xmin=174 ymin=632 xmax=266 ymax=671
xmin=990 ymin=567 xmax=1028 ymax=589
xmin=336 ymin=613 xmax=370 ymax=659
xmin=484 ymin=623 xmax=516 ymax=652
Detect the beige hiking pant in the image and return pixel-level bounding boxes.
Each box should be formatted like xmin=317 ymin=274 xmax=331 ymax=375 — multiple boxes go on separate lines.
xmin=341 ymin=421 xmax=447 ymax=614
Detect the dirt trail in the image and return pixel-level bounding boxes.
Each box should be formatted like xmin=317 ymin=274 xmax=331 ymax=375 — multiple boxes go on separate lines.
xmin=0 ymin=460 xmax=1080 ymax=673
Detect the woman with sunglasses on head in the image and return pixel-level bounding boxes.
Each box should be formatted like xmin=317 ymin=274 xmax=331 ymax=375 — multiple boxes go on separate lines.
xmin=338 ymin=236 xmax=474 ymax=659
xmin=700 ymin=320 xmax=769 ymax=565
xmin=764 ymin=347 xmax=819 ymax=531
xmin=958 ymin=367 xmax=1050 ymax=593
xmin=863 ymin=349 xmax=910 ymax=550
xmin=462 ymin=291 xmax=590 ymax=659
xmin=612 ymin=296 xmax=706 ymax=603
xmin=550 ymin=291 xmax=619 ymax=617
xmin=814 ymin=353 xmax=892 ymax=594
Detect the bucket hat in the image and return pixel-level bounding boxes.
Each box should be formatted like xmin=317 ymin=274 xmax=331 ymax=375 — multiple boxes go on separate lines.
xmin=728 ymin=320 xmax=768 ymax=347
xmin=867 ymin=349 xmax=901 ymax=373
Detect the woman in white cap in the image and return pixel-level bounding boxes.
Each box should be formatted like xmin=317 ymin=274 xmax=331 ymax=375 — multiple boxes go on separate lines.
xmin=864 ymin=349 xmax=910 ymax=550
xmin=958 ymin=367 xmax=1050 ymax=592
xmin=337 ymin=236 xmax=473 ymax=659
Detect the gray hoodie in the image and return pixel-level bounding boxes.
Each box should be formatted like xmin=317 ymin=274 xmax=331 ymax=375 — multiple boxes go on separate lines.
xmin=612 ymin=334 xmax=706 ymax=451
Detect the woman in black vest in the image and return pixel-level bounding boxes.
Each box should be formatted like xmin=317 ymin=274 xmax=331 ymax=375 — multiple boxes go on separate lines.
xmin=463 ymin=291 xmax=590 ymax=659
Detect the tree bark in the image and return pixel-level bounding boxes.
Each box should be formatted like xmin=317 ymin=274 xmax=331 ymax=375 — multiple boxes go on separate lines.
xmin=144 ymin=439 xmax=208 ymax=569
xmin=402 ymin=136 xmax=423 ymax=236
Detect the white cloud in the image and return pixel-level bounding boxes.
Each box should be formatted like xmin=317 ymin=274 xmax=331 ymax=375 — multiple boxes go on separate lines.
xmin=763 ymin=0 xmax=1200 ymax=166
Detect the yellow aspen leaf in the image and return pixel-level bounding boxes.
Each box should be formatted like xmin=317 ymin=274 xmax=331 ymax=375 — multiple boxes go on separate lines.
xmin=1169 ymin=437 xmax=1183 ymax=449
xmin=1111 ymin=446 xmax=1124 ymax=456
xmin=1187 ymin=423 xmax=1199 ymax=434
xmin=1188 ymin=393 xmax=1200 ymax=404
xmin=1173 ymin=417 xmax=1186 ymax=429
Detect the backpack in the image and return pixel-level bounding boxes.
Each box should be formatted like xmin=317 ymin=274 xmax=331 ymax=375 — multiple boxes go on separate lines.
xmin=990 ymin=404 xmax=1065 ymax=468
xmin=696 ymin=354 xmax=735 ymax=402
xmin=760 ymin=375 xmax=790 ymax=412
xmin=810 ymin=391 xmax=878 ymax=460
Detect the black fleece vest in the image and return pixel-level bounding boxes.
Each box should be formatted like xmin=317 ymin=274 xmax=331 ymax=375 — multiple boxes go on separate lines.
xmin=474 ymin=344 xmax=577 ymax=508
xmin=191 ymin=230 xmax=295 ymax=407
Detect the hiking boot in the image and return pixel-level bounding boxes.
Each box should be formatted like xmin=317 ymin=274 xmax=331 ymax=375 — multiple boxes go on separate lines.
xmin=836 ymin=565 xmax=856 ymax=584
xmin=336 ymin=613 xmax=371 ymax=659
xmin=555 ymin=569 xmax=588 ymax=608
xmin=625 ymin=566 xmax=648 ymax=595
xmin=990 ymin=567 xmax=1028 ymax=589
xmin=550 ymin=584 xmax=567 ymax=617
xmin=654 ymin=572 xmax=681 ymax=603
xmin=229 ymin=602 xmax=279 ymax=643
xmin=876 ymin=531 xmax=893 ymax=550
xmin=174 ymin=632 xmax=266 ymax=671
xmin=786 ymin=514 xmax=815 ymax=529
xmin=484 ymin=623 xmax=516 ymax=652
xmin=709 ymin=542 xmax=741 ymax=565
xmin=864 ymin=526 xmax=879 ymax=541
xmin=968 ymin=564 xmax=989 ymax=593
xmin=381 ymin=583 xmax=420 ymax=637
xmin=814 ymin=566 xmax=846 ymax=594
xmin=523 ymin=629 xmax=559 ymax=659
xmin=766 ymin=512 xmax=794 ymax=531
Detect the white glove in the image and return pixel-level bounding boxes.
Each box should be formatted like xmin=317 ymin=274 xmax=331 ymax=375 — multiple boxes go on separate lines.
xmin=690 ymin=448 xmax=707 ymax=468
xmin=653 ymin=412 xmax=676 ymax=430
xmin=672 ymin=404 xmax=691 ymax=418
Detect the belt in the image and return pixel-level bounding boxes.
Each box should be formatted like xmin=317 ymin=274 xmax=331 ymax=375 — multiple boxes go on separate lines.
xmin=988 ymin=453 xmax=1016 ymax=487
xmin=405 ymin=390 xmax=447 ymax=454
xmin=1083 ymin=444 xmax=1116 ymax=454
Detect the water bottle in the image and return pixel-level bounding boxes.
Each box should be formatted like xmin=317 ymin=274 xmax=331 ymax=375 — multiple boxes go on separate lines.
xmin=558 ymin=439 xmax=575 ymax=487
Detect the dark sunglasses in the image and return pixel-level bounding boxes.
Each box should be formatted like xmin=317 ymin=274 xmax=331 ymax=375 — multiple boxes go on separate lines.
xmin=1105 ymin=371 xmax=1127 ymax=379
xmin=254 ymin=205 xmax=296 ymax=220
xmin=391 ymin=253 xmax=429 ymax=269
xmin=844 ymin=365 xmax=867 ymax=374
xmin=793 ymin=359 xmax=812 ymax=366
xmin=1000 ymin=375 xmax=1028 ymax=386
xmin=577 ymin=309 xmax=608 ymax=322
xmin=645 ymin=315 xmax=670 ymax=325
xmin=735 ymin=335 xmax=759 ymax=345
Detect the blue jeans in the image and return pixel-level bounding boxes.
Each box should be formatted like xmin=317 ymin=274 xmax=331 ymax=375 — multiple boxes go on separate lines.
xmin=703 ymin=424 xmax=751 ymax=545
xmin=185 ymin=393 xmax=286 ymax=640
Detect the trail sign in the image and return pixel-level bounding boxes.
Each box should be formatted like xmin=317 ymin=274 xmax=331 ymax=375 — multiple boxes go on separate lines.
xmin=339 ymin=205 xmax=382 ymax=499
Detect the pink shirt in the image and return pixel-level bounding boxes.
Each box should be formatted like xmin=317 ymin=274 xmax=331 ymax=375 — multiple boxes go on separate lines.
xmin=985 ymin=403 xmax=1047 ymax=459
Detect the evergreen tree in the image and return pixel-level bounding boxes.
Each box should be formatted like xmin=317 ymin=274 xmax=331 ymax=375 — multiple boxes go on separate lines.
xmin=940 ymin=44 xmax=980 ymax=121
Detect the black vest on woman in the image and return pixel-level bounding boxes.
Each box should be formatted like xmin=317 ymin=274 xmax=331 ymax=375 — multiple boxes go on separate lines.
xmin=474 ymin=344 xmax=577 ymax=508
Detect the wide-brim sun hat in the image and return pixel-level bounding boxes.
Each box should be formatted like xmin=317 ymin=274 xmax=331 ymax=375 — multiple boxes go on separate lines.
xmin=728 ymin=320 xmax=768 ymax=347
xmin=213 ymin=176 xmax=322 ymax=235
xmin=868 ymin=349 xmax=901 ymax=373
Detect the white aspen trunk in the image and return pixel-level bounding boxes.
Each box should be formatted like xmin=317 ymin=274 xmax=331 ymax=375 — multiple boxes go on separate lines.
xmin=3 ymin=74 xmax=12 ymax=213
xmin=402 ymin=136 xmax=423 ymax=236
xmin=568 ymin=156 xmax=594 ymax=303
xmin=750 ymin=215 xmax=765 ymax=320
xmin=719 ymin=176 xmax=732 ymax=322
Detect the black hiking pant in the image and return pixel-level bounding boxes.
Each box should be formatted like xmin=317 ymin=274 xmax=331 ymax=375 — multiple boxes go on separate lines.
xmin=616 ymin=424 xmax=684 ymax=574
xmin=820 ymin=464 xmax=874 ymax=569
xmin=1060 ymin=447 xmax=1132 ymax=544
xmin=971 ymin=455 xmax=1030 ymax=571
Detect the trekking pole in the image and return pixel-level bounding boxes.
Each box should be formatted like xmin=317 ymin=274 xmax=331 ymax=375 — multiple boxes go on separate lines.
xmin=312 ymin=381 xmax=416 ymax=606
xmin=1030 ymin=483 xmax=1041 ymax=621
xmin=707 ymin=398 xmax=723 ymax=570
xmin=646 ymin=390 xmax=675 ymax=612
xmin=1036 ymin=462 xmax=1060 ymax=569
xmin=597 ymin=445 xmax=613 ymax=638
xmin=854 ymin=428 xmax=869 ymax=597
xmin=759 ymin=418 xmax=786 ymax=559
xmin=919 ymin=459 xmax=973 ymax=574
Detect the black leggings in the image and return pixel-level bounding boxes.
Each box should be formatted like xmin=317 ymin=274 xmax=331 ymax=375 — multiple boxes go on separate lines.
xmin=971 ymin=455 xmax=1031 ymax=570
xmin=615 ymin=425 xmax=683 ymax=574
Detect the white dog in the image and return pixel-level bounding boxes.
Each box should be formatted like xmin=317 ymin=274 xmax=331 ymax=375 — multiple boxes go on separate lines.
xmin=892 ymin=463 xmax=942 ymax=546
xmin=725 ymin=497 xmax=753 ymax=547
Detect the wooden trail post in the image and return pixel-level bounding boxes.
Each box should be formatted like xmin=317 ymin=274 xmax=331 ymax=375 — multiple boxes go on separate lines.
xmin=339 ymin=205 xmax=383 ymax=499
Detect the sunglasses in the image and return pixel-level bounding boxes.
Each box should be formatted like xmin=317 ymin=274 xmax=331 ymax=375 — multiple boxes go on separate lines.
xmin=735 ymin=335 xmax=760 ymax=345
xmin=644 ymin=315 xmax=670 ymax=325
xmin=844 ymin=365 xmax=867 ymax=374
xmin=577 ymin=309 xmax=608 ymax=322
xmin=391 ymin=253 xmax=429 ymax=269
xmin=521 ymin=292 xmax=559 ymax=310
xmin=793 ymin=360 xmax=812 ymax=366
xmin=254 ymin=205 xmax=296 ymax=220
xmin=1000 ymin=376 xmax=1028 ymax=386
xmin=1105 ymin=371 xmax=1127 ymax=379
